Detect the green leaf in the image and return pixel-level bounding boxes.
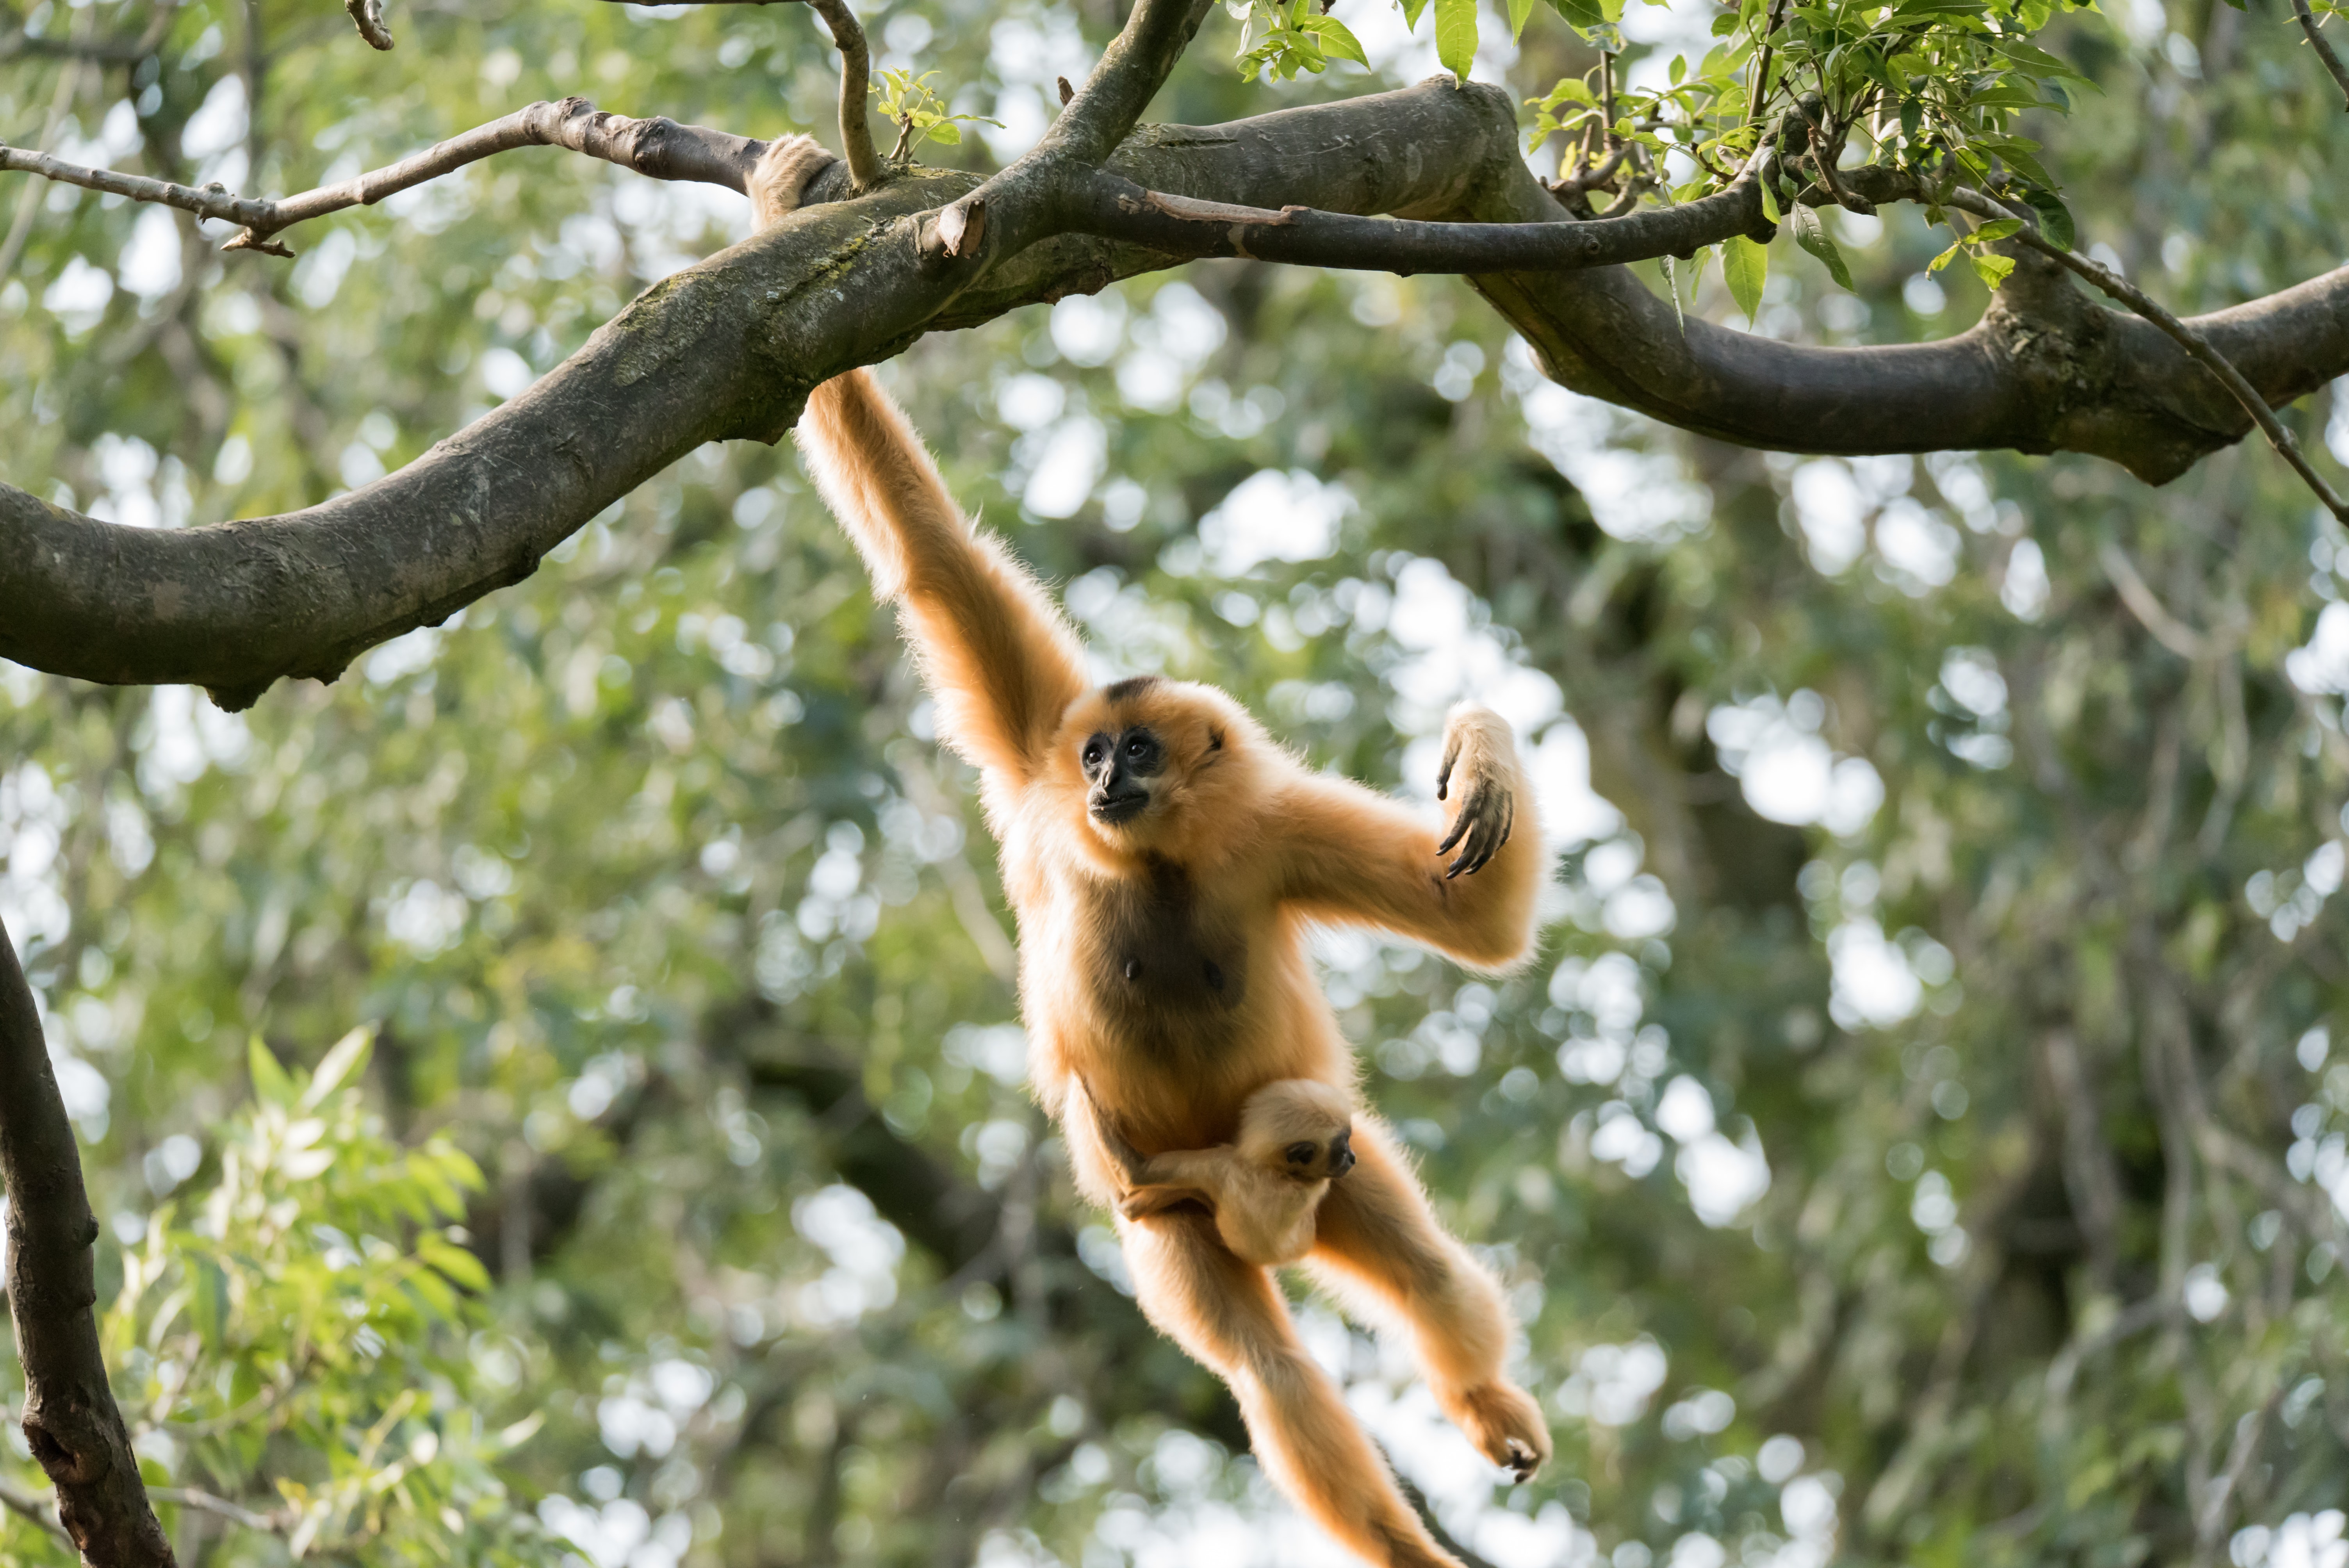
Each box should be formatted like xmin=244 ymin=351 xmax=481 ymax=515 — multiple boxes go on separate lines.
xmin=1967 ymin=217 xmax=2023 ymax=244
xmin=1401 ymin=0 xmax=1433 ymax=29
xmin=1758 ymin=177 xmax=1782 ymax=225
xmin=299 ymin=1026 xmax=373 ymax=1111
xmin=420 ymin=1235 xmax=491 ymax=1294
xmin=1927 ymin=237 xmax=1964 ymax=271
xmin=1302 ymin=14 xmax=1370 ymax=64
xmin=1723 ymin=233 xmax=1769 ymax=323
xmin=2023 ymin=187 xmax=2075 ymax=250
xmin=1509 ymin=0 xmax=1538 ymax=39
xmin=1791 ymin=204 xmax=1855 ymax=290
xmin=1435 ymin=0 xmax=1479 ymax=79
xmin=1970 ymin=250 xmax=2016 ymax=288
xmin=249 ymin=1036 xmax=295 ymax=1108
xmin=1661 ymin=252 xmax=1687 ymax=336
xmin=927 ymin=122 xmax=963 ymax=144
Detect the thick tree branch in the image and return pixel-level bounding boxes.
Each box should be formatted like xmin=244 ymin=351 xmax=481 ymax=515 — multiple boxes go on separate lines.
xmin=2292 ymin=0 xmax=2349 ymax=109
xmin=0 ymin=98 xmax=764 ymax=255
xmin=2 ymin=80 xmax=2346 ymax=702
xmin=1947 ymin=186 xmax=2349 ymax=522
xmin=0 ymin=920 xmax=178 ymax=1567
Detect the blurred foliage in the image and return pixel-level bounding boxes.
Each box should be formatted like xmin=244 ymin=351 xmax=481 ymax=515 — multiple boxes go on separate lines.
xmin=2 ymin=1 xmax=2348 ymax=1567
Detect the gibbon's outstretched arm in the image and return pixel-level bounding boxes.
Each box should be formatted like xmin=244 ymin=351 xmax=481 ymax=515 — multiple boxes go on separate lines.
xmin=1273 ymin=704 xmax=1545 ymax=971
xmin=754 ymin=139 xmax=1089 ymax=786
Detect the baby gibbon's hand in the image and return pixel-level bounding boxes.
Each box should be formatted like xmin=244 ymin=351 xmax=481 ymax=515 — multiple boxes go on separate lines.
xmin=748 ymin=134 xmax=839 ymax=230
xmin=1435 ymin=704 xmax=1517 ymax=880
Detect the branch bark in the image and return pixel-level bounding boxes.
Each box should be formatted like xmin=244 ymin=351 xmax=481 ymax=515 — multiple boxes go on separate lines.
xmin=0 ymin=78 xmax=2345 ymax=704
xmin=802 ymin=0 xmax=884 ymax=190
xmin=0 ymin=920 xmax=178 ymax=1568
xmin=0 ymin=97 xmax=766 ymax=254
xmin=1947 ymin=186 xmax=2349 ymax=522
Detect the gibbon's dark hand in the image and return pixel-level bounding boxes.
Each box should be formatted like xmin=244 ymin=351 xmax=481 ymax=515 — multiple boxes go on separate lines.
xmin=1435 ymin=706 xmax=1517 ymax=880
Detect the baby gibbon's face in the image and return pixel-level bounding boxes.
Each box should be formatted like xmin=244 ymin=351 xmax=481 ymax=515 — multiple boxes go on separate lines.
xmin=1241 ymin=1080 xmax=1358 ymax=1182
xmin=1269 ymin=1121 xmax=1356 ymax=1181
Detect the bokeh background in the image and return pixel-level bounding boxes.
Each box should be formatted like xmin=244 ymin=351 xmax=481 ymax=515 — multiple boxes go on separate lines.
xmin=4 ymin=0 xmax=2349 ymax=1564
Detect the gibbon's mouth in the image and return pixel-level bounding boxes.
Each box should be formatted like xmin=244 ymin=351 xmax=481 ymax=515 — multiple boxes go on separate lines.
xmin=1090 ymin=789 xmax=1150 ymax=825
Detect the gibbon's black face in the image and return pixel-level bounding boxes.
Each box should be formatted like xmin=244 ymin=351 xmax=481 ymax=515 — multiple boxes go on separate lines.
xmin=1282 ymin=1127 xmax=1356 ymax=1180
xmin=1083 ymin=725 xmax=1166 ymax=825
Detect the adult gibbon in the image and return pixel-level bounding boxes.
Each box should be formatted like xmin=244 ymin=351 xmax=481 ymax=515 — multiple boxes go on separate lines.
xmin=755 ymin=139 xmax=1552 ymax=1568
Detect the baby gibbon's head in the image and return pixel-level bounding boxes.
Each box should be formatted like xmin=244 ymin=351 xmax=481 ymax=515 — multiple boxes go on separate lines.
xmin=1053 ymin=675 xmax=1266 ymax=858
xmin=1239 ymin=1079 xmax=1356 ymax=1182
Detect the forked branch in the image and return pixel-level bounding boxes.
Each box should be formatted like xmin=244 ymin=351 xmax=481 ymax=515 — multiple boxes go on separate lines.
xmin=1948 ymin=187 xmax=2349 ymax=524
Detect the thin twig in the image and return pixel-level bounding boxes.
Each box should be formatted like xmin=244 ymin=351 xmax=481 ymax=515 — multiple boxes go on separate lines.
xmin=1806 ymin=119 xmax=1871 ymax=214
xmin=2097 ymin=540 xmax=2240 ymax=658
xmin=149 ymin=1487 xmax=282 ymax=1534
xmin=1600 ymin=52 xmax=1618 ymax=151
xmin=0 ymin=1476 xmax=68 ymax=1541
xmin=0 ymin=98 xmax=764 ymax=256
xmin=1951 ymin=186 xmax=2349 ymax=523
xmin=805 ymin=0 xmax=885 ymax=190
xmin=2291 ymin=0 xmax=2349 ymax=109
xmin=1748 ymin=0 xmax=1791 ymax=124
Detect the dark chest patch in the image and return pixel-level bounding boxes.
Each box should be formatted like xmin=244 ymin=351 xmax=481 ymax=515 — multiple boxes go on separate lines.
xmin=1090 ymin=857 xmax=1249 ymax=1039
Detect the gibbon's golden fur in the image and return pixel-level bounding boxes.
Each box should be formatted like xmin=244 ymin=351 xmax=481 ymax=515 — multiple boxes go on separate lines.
xmin=1081 ymin=1075 xmax=1357 ymax=1267
xmin=755 ymin=138 xmax=1552 ymax=1568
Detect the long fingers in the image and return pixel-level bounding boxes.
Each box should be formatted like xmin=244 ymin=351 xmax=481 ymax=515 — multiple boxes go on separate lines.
xmin=1440 ymin=785 xmax=1513 ymax=878
xmin=1436 ymin=731 xmax=1462 ymax=803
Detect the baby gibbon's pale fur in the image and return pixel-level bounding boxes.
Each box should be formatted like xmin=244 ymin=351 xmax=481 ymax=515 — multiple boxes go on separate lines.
xmin=756 ymin=138 xmax=1552 ymax=1568
xmin=1082 ymin=1076 xmax=1356 ymax=1267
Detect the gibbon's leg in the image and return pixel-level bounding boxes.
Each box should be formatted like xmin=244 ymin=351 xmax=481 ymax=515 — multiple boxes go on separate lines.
xmin=1306 ymin=1119 xmax=1552 ymax=1480
xmin=1121 ymin=1210 xmax=1462 ymax=1568
xmin=750 ymin=135 xmax=1089 ymax=786
xmin=1269 ymin=705 xmax=1546 ymax=973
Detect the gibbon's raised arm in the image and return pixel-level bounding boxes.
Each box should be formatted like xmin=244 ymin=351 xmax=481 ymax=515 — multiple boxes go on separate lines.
xmin=1271 ymin=710 xmax=1544 ymax=971
xmin=794 ymin=373 xmax=1090 ymax=784
xmin=752 ymin=136 xmax=1087 ymax=786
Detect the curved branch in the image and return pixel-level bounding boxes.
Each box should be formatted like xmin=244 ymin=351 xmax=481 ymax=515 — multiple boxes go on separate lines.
xmin=0 ymin=98 xmax=763 ymax=254
xmin=804 ymin=0 xmax=885 ymax=190
xmin=3 ymin=81 xmax=2346 ymax=700
xmin=0 ymin=920 xmax=177 ymax=1567
xmin=1948 ymin=186 xmax=2348 ymax=522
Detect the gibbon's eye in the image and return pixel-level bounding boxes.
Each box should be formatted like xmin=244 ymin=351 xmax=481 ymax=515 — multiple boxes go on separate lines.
xmin=1082 ymin=734 xmax=1109 ymax=769
xmin=1284 ymin=1142 xmax=1316 ymax=1165
xmin=1126 ymin=738 xmax=1148 ymax=757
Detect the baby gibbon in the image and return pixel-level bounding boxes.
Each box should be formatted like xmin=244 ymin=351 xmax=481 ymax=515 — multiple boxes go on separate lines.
xmin=1082 ymin=1076 xmax=1357 ymax=1267
xmin=755 ymin=139 xmax=1552 ymax=1568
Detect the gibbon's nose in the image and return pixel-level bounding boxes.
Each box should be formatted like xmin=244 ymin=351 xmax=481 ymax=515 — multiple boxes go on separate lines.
xmin=1327 ymin=1136 xmax=1355 ymax=1178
